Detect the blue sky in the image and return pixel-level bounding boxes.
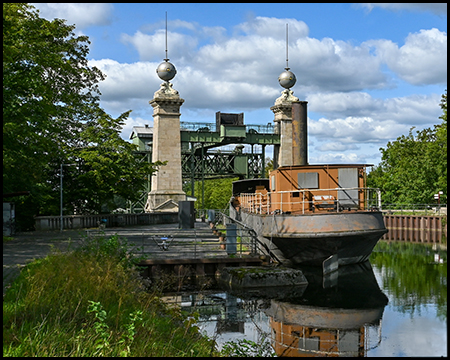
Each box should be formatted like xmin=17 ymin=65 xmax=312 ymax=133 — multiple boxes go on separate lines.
xmin=32 ymin=3 xmax=447 ymax=166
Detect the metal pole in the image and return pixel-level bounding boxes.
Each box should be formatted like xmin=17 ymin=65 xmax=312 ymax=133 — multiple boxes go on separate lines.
xmin=201 ymin=143 xmax=205 ymax=211
xmin=60 ymin=163 xmax=76 ymax=232
xmin=60 ymin=163 xmax=63 ymax=232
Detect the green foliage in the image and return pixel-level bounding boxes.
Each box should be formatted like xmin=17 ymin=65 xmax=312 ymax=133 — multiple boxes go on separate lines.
xmin=221 ymin=338 xmax=276 ymax=357
xmin=3 ymin=234 xmax=217 ymax=357
xmin=3 ymin=3 xmax=103 ymax=198
xmin=367 ymin=91 xmax=447 ymax=204
xmin=185 ymin=177 xmax=239 ymax=210
xmin=370 ymin=241 xmax=447 ymax=320
xmin=264 ymin=157 xmax=274 ymax=177
xmin=3 ymin=4 xmax=165 ymax=229
xmin=77 ymin=233 xmax=144 ymax=269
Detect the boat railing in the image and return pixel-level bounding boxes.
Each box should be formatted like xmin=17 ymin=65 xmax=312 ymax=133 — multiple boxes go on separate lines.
xmin=239 ymin=187 xmax=382 ymax=215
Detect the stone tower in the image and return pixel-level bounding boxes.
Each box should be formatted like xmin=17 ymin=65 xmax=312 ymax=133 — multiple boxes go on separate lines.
xmin=271 ymin=89 xmax=301 ymax=168
xmin=145 ymin=82 xmax=186 ymax=212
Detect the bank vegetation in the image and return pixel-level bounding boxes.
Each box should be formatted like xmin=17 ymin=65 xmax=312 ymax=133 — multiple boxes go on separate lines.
xmin=3 ymin=235 xmax=219 ymax=357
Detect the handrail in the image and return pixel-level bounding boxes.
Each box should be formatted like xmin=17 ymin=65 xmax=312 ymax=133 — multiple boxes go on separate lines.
xmin=238 ymin=187 xmax=383 ymax=215
xmin=85 ymin=226 xmax=258 ymax=260
xmin=219 ymin=212 xmax=282 ymax=264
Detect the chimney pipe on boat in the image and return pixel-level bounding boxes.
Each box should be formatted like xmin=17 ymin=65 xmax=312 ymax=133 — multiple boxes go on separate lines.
xmin=292 ymin=101 xmax=308 ymax=166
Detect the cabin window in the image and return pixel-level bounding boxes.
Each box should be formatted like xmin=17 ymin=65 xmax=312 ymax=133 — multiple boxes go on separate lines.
xmin=338 ymin=168 xmax=359 ymax=208
xmin=297 ymin=172 xmax=318 ymax=189
xmin=271 ymin=175 xmax=276 ymax=191
xmin=292 ymin=192 xmax=300 ymax=197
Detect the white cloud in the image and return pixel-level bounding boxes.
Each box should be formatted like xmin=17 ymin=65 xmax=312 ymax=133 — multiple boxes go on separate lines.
xmin=120 ymin=30 xmax=199 ymax=63
xmin=367 ymin=28 xmax=447 ymax=85
xmin=120 ymin=16 xmax=389 ymax=95
xmin=121 ymin=116 xmax=153 ymax=141
xmin=317 ymin=142 xmax=360 ymax=152
xmin=309 ymin=116 xmax=410 ymax=146
xmin=31 ymin=3 xmax=114 ymax=29
xmin=28 ymin=6 xmax=446 ymax=165
xmin=89 ymin=59 xmax=159 ymax=101
xmin=311 ymin=152 xmax=364 ymax=164
xmin=358 ymin=3 xmax=447 ymax=16
xmin=234 ymin=16 xmax=309 ymax=39
xmin=308 ymin=92 xmax=442 ymax=126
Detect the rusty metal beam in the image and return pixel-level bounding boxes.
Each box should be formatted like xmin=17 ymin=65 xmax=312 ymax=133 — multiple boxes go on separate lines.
xmin=292 ymin=101 xmax=308 ymax=166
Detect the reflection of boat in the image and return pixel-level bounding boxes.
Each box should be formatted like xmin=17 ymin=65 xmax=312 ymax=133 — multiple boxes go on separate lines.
xmin=265 ymin=261 xmax=388 ymax=357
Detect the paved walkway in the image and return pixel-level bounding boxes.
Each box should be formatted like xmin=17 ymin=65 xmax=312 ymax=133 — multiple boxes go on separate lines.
xmin=3 ymin=228 xmax=87 ymax=296
xmin=3 ymin=221 xmax=226 ymax=295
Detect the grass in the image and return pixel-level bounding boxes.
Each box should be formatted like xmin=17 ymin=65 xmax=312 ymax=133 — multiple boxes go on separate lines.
xmin=3 ymin=234 xmax=218 ymax=357
xmin=3 ymin=236 xmax=14 ymax=243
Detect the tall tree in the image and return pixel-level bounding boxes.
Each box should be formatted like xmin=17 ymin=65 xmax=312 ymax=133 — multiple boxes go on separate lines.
xmin=367 ymin=91 xmax=447 ymax=205
xmin=3 ymin=4 xmax=163 ymax=228
xmin=3 ymin=3 xmax=103 ymax=194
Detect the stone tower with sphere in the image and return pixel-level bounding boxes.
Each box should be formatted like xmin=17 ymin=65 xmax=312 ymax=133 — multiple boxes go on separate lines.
xmin=145 ymin=16 xmax=186 ymax=212
xmin=271 ymin=24 xmax=308 ymax=169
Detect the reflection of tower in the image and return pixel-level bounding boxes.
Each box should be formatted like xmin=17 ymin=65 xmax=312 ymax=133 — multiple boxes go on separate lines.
xmin=265 ymin=262 xmax=388 ymax=357
xmin=145 ymin=13 xmax=186 ymax=212
xmin=217 ymin=293 xmax=245 ymax=334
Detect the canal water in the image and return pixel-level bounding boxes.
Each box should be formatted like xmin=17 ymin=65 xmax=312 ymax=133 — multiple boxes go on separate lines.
xmin=162 ymin=241 xmax=447 ymax=357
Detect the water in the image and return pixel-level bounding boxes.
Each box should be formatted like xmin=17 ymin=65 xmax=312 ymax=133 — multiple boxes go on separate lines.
xmin=162 ymin=242 xmax=447 ymax=357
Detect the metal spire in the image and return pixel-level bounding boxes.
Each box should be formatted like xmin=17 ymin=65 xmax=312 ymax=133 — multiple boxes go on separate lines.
xmin=164 ymin=11 xmax=169 ymax=61
xmin=156 ymin=11 xmax=177 ymax=82
xmin=285 ymin=23 xmax=289 ymax=70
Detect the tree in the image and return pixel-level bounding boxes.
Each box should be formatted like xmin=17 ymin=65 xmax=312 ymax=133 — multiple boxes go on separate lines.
xmin=3 ymin=4 xmax=163 ymax=228
xmin=184 ymin=177 xmax=239 ymax=211
xmin=264 ymin=157 xmax=273 ymax=177
xmin=3 ymin=4 xmax=103 ymax=193
xmin=367 ymin=91 xmax=447 ymax=205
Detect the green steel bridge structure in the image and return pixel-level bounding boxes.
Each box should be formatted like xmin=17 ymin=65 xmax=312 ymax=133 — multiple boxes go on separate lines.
xmin=128 ymin=113 xmax=280 ymax=212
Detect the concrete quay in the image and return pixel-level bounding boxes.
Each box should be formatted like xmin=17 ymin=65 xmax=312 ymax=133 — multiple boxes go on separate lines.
xmin=3 ymin=220 xmax=262 ymax=295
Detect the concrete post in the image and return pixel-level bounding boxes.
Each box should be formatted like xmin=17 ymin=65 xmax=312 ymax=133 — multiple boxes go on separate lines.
xmin=145 ymin=82 xmax=186 ymax=212
xmin=270 ymin=89 xmax=299 ymax=168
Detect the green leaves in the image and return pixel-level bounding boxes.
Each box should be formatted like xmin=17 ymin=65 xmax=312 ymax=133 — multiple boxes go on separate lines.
xmin=368 ymin=91 xmax=447 ymax=205
xmin=185 ymin=177 xmax=238 ymax=211
xmin=3 ymin=4 xmax=164 ymax=223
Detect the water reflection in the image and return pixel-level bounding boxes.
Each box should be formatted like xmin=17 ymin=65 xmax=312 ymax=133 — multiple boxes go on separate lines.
xmin=265 ymin=261 xmax=388 ymax=357
xmin=163 ymin=261 xmax=389 ymax=357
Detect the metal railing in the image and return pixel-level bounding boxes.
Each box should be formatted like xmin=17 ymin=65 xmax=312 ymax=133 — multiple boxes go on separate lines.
xmin=180 ymin=121 xmax=276 ymax=134
xmin=218 ymin=212 xmax=281 ymax=263
xmin=85 ymin=226 xmax=255 ymax=259
xmin=238 ymin=187 xmax=383 ymax=215
xmin=381 ymin=204 xmax=447 ymax=216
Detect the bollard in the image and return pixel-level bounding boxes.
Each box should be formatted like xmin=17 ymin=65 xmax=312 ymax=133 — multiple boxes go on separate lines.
xmin=208 ymin=210 xmax=216 ymax=224
xmin=226 ymin=223 xmax=237 ymax=255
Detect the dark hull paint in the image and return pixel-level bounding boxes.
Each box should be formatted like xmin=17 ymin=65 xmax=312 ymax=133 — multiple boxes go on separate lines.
xmin=237 ymin=210 xmax=388 ymax=267
xmin=270 ymin=230 xmax=385 ymax=266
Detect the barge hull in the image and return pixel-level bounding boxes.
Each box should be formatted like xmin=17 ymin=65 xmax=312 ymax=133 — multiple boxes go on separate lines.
xmin=239 ymin=210 xmax=388 ymax=267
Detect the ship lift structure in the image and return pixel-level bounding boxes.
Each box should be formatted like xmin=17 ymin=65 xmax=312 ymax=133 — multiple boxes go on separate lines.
xmin=128 ymin=112 xmax=280 ymax=213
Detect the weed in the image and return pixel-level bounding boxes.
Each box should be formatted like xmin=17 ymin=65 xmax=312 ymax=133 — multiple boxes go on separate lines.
xmin=222 ymin=338 xmax=276 ymax=357
xmin=3 ymin=234 xmax=218 ymax=357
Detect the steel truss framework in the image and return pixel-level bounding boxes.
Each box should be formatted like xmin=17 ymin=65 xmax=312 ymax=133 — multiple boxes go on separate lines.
xmin=128 ymin=122 xmax=280 ymax=213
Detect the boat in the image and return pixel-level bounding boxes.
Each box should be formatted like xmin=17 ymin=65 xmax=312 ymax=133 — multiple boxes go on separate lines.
xmin=229 ymin=162 xmax=388 ymax=267
xmin=226 ymin=42 xmax=387 ymax=268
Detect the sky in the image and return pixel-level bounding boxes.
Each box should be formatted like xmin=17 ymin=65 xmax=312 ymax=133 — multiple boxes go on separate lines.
xmin=31 ymin=3 xmax=447 ymax=167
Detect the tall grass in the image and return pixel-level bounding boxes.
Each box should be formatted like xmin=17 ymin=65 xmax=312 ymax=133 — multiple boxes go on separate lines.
xmin=3 ymin=234 xmax=217 ymax=357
